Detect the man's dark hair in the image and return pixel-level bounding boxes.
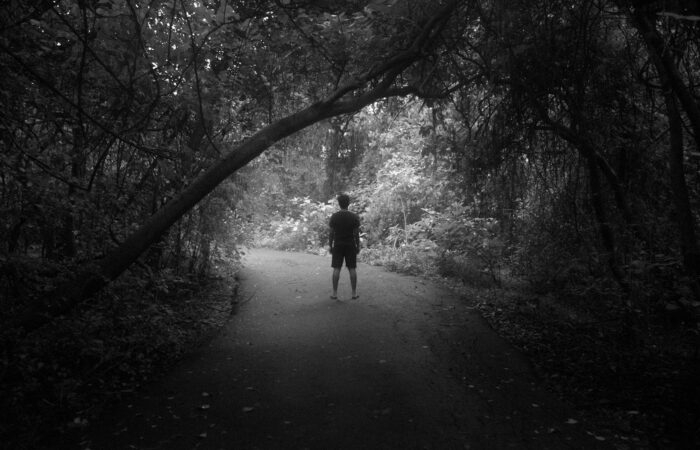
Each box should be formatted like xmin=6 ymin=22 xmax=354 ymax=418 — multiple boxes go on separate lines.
xmin=337 ymin=193 xmax=350 ymax=209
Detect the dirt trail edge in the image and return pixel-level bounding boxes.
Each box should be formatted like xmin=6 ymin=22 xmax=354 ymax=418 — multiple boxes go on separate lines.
xmin=86 ymin=249 xmax=620 ymax=450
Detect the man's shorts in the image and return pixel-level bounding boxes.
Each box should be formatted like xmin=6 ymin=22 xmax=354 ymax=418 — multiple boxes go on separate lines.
xmin=331 ymin=243 xmax=357 ymax=269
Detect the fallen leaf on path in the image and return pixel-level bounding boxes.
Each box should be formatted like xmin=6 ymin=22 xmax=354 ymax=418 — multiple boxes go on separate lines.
xmin=198 ymin=432 xmax=207 ymax=438
xmin=200 ymin=404 xmax=210 ymax=410
xmin=565 ymin=418 xmax=578 ymax=425
xmin=202 ymin=392 xmax=210 ymax=397
xmin=242 ymin=406 xmax=255 ymax=413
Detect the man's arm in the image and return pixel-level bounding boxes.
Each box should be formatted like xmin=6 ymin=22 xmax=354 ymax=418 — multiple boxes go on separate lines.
xmin=353 ymin=227 xmax=360 ymax=254
xmin=329 ymin=227 xmax=335 ymax=251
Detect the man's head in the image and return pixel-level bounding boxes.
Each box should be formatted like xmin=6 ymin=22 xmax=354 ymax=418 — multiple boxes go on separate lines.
xmin=337 ymin=193 xmax=350 ymax=209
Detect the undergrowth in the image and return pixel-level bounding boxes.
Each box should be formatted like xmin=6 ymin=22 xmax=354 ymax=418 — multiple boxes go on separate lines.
xmin=356 ymin=244 xmax=700 ymax=449
xmin=359 ymin=244 xmax=497 ymax=287
xmin=0 ymin=265 xmax=239 ymax=450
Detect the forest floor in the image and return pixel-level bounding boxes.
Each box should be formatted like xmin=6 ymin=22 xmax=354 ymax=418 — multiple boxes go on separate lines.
xmin=440 ymin=277 xmax=700 ymax=450
xmin=84 ymin=249 xmax=627 ymax=449
xmin=0 ymin=262 xmax=240 ymax=450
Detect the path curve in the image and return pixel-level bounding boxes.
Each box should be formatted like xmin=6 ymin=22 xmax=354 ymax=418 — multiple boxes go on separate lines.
xmin=86 ymin=249 xmax=616 ymax=449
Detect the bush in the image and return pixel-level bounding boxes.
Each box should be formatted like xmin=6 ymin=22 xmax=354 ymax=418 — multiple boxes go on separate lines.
xmin=360 ymin=244 xmax=438 ymax=276
xmin=402 ymin=204 xmax=505 ymax=284
xmin=507 ymin=202 xmax=596 ymax=290
xmin=435 ymin=251 xmax=498 ymax=287
xmin=253 ymin=197 xmax=335 ymax=251
xmin=0 ymin=261 xmax=240 ymax=449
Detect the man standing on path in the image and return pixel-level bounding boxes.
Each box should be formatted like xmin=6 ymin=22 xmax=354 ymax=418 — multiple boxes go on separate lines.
xmin=329 ymin=193 xmax=361 ymax=300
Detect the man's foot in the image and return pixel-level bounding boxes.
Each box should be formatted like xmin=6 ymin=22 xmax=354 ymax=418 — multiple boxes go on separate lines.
xmin=351 ymin=294 xmax=359 ymax=300
xmin=330 ymin=294 xmax=338 ymax=300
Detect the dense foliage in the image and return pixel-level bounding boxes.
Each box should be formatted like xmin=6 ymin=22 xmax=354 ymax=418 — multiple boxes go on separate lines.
xmin=249 ymin=2 xmax=700 ymax=313
xmin=2 ymin=0 xmax=700 ymax=447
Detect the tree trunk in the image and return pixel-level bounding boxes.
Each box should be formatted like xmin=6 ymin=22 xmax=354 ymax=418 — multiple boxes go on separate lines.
xmin=62 ymin=127 xmax=86 ymax=258
xmin=585 ymin=153 xmax=626 ymax=286
xmin=198 ymin=236 xmax=211 ymax=278
xmin=42 ymin=221 xmax=56 ymax=260
xmin=60 ymin=209 xmax=76 ymax=258
xmin=197 ymin=202 xmax=212 ymax=278
xmin=539 ymin=114 xmax=628 ymax=285
xmin=630 ymin=9 xmax=700 ymax=152
xmin=664 ymin=91 xmax=700 ymax=287
xmin=400 ymin=197 xmax=409 ymax=246
xmin=594 ymin=153 xmax=633 ymax=226
xmin=7 ymin=218 xmax=24 ymax=254
xmin=626 ymin=5 xmax=700 ymax=288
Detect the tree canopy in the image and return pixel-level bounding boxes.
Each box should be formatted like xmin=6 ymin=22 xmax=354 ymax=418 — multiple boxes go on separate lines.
xmin=2 ymin=0 xmax=699 ymax=339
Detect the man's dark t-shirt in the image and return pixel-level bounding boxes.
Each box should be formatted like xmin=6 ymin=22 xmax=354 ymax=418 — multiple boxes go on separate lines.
xmin=329 ymin=210 xmax=360 ymax=247
xmin=329 ymin=209 xmax=360 ymax=269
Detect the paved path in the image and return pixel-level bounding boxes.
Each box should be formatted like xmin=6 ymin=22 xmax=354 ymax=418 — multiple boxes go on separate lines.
xmin=86 ymin=249 xmax=617 ymax=449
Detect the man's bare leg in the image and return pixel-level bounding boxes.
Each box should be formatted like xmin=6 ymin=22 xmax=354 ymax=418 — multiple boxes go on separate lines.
xmin=332 ymin=268 xmax=341 ymax=298
xmin=349 ymin=268 xmax=357 ymax=298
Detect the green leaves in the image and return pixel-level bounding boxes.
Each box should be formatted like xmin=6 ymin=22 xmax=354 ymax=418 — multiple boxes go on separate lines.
xmin=214 ymin=3 xmax=239 ymax=24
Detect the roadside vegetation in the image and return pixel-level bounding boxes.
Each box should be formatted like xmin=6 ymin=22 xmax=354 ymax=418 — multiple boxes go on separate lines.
xmin=2 ymin=267 xmax=239 ymax=449
xmin=2 ymin=0 xmax=700 ymax=448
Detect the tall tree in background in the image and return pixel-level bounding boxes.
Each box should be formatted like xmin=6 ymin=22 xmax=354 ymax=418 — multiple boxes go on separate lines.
xmin=618 ymin=0 xmax=700 ymax=288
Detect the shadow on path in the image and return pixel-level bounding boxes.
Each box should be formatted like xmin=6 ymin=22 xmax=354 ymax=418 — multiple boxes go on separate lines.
xmin=85 ymin=249 xmax=618 ymax=449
